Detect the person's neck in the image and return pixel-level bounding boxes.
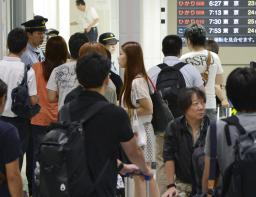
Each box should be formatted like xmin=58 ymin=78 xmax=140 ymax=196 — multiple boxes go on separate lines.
xmin=185 ymin=116 xmax=202 ymax=133
xmin=8 ymin=53 xmax=21 ymax=58
xmin=85 ymin=86 xmax=105 ymax=96
xmin=191 ymin=46 xmax=205 ymax=52
xmin=29 ymin=40 xmax=38 ymax=48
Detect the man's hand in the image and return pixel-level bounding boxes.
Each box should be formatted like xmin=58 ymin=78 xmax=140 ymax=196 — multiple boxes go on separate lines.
xmin=221 ymin=99 xmax=229 ymax=108
xmin=85 ymin=27 xmax=91 ymax=33
xmin=140 ymin=166 xmax=154 ymax=178
xmin=119 ymin=164 xmax=139 ymax=176
xmin=161 ymin=187 xmax=177 ymax=197
xmin=70 ymin=21 xmax=78 ymax=25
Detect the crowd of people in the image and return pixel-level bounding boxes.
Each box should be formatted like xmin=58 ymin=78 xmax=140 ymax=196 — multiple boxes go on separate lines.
xmin=1 ymin=2 xmax=256 ymax=197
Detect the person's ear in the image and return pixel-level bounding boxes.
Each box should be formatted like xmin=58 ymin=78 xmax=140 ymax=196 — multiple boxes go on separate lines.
xmin=103 ymin=74 xmax=110 ymax=86
xmin=0 ymin=95 xmax=6 ymax=114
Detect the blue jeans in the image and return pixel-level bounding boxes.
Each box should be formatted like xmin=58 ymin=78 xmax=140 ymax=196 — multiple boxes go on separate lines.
xmin=85 ymin=27 xmax=98 ymax=41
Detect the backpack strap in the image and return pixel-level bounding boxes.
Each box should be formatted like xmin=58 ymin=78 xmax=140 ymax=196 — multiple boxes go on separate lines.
xmin=59 ymin=101 xmax=110 ymax=123
xmin=207 ymin=122 xmax=218 ymax=197
xmin=80 ymin=101 xmax=110 ymax=124
xmin=59 ymin=102 xmax=72 ymax=122
xmin=222 ymin=116 xmax=246 ymax=146
xmin=157 ymin=63 xmax=168 ymax=70
xmin=172 ymin=62 xmax=187 ymax=70
xmin=21 ymin=64 xmax=31 ymax=85
xmin=157 ymin=62 xmax=187 ymax=71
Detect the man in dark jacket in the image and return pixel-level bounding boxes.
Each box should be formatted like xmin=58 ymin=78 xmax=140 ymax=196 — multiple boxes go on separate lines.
xmin=62 ymin=52 xmax=152 ymax=197
xmin=163 ymin=88 xmax=210 ymax=197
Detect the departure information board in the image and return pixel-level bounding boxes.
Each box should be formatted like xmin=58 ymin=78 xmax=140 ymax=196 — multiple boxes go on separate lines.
xmin=177 ymin=0 xmax=256 ymax=46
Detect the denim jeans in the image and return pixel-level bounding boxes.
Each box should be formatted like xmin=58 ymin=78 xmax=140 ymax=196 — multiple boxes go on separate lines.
xmin=85 ymin=27 xmax=98 ymax=41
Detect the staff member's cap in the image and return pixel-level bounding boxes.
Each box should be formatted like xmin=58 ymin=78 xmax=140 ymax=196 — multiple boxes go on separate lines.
xmin=99 ymin=32 xmax=119 ymax=45
xmin=21 ymin=17 xmax=48 ymax=32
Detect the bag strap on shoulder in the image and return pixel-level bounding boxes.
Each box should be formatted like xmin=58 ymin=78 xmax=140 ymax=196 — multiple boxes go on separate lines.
xmin=222 ymin=116 xmax=246 ymax=146
xmin=157 ymin=62 xmax=187 ymax=71
xmin=81 ymin=101 xmax=110 ymax=124
xmin=172 ymin=62 xmax=187 ymax=70
xmin=157 ymin=63 xmax=168 ymax=70
xmin=207 ymin=122 xmax=218 ymax=197
xmin=206 ymin=50 xmax=212 ymax=71
xmin=59 ymin=101 xmax=110 ymax=123
xmin=21 ymin=64 xmax=31 ymax=85
xmin=146 ymin=76 xmax=156 ymax=95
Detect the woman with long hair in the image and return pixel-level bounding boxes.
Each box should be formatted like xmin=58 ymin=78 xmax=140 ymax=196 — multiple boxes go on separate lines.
xmin=119 ymin=41 xmax=160 ymax=197
xmin=31 ymin=35 xmax=68 ymax=192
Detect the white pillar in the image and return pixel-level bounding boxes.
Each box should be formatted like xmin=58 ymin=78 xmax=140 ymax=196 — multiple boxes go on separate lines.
xmin=0 ymin=0 xmax=10 ymax=58
xmin=119 ymin=0 xmax=162 ymax=70
xmin=119 ymin=0 xmax=141 ymax=43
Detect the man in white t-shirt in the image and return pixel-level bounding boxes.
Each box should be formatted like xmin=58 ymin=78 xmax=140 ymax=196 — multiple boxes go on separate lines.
xmin=0 ymin=28 xmax=38 ymax=168
xmin=47 ymin=33 xmax=89 ymax=110
xmin=147 ymin=35 xmax=204 ymax=195
xmin=71 ymin=0 xmax=99 ymax=42
xmin=180 ymin=24 xmax=225 ymax=121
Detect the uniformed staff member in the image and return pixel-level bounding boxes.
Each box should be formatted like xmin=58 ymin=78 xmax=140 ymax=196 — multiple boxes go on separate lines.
xmin=99 ymin=32 xmax=123 ymax=97
xmin=20 ymin=16 xmax=48 ymax=197
xmin=21 ymin=17 xmax=48 ymax=65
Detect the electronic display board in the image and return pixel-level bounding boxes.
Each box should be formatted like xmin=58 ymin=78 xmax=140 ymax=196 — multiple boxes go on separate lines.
xmin=177 ymin=0 xmax=256 ymax=46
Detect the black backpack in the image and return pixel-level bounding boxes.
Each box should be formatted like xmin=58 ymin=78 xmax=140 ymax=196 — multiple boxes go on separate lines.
xmin=11 ymin=65 xmax=40 ymax=118
xmin=156 ymin=62 xmax=186 ymax=118
xmin=147 ymin=78 xmax=174 ymax=133
xmin=220 ymin=116 xmax=256 ymax=197
xmin=39 ymin=101 xmax=110 ymax=197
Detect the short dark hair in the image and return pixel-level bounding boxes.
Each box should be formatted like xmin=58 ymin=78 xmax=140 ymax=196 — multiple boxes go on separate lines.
xmin=76 ymin=53 xmax=111 ymax=88
xmin=226 ymin=67 xmax=256 ymax=112
xmin=162 ymin=35 xmax=182 ymax=56
xmin=184 ymin=23 xmax=206 ymax=47
xmin=178 ymin=87 xmax=206 ymax=113
xmin=68 ymin=33 xmax=89 ymax=59
xmin=7 ymin=28 xmax=28 ymax=54
xmin=0 ymin=79 xmax=7 ymax=97
xmin=76 ymin=0 xmax=85 ymax=6
xmin=205 ymin=40 xmax=219 ymax=54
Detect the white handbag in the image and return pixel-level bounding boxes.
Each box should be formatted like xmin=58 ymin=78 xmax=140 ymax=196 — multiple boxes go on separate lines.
xmin=131 ymin=109 xmax=147 ymax=147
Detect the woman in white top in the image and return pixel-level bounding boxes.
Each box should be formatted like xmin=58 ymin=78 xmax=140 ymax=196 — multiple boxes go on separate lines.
xmin=119 ymin=41 xmax=160 ymax=197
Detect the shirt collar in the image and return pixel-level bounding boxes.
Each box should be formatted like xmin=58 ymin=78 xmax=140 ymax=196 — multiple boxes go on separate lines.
xmin=3 ymin=56 xmax=21 ymax=62
xmin=163 ymin=56 xmax=180 ymax=64
xmin=27 ymin=43 xmax=40 ymax=53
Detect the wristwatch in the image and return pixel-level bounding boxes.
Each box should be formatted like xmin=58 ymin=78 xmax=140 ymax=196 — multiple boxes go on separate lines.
xmin=166 ymin=183 xmax=176 ymax=189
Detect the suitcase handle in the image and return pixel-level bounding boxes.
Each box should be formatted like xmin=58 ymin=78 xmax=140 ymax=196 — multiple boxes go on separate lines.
xmin=124 ymin=172 xmax=151 ymax=181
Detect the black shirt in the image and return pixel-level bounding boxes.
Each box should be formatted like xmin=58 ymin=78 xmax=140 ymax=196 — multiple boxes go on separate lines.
xmin=110 ymin=71 xmax=123 ymax=97
xmin=66 ymin=90 xmax=133 ymax=197
xmin=163 ymin=116 xmax=209 ymax=184
xmin=0 ymin=120 xmax=21 ymax=197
